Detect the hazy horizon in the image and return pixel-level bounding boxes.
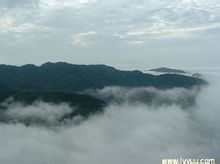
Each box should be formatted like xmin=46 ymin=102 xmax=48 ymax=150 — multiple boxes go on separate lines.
xmin=1 ymin=61 xmax=220 ymax=73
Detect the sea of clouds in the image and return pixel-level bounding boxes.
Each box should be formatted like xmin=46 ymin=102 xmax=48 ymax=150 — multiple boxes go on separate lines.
xmin=0 ymin=71 xmax=219 ymax=164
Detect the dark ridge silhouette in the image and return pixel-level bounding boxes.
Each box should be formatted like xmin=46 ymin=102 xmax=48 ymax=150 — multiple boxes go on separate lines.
xmin=0 ymin=62 xmax=205 ymax=92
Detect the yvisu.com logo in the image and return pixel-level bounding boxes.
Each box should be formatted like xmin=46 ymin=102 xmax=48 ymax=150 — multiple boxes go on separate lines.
xmin=162 ymin=157 xmax=215 ymax=164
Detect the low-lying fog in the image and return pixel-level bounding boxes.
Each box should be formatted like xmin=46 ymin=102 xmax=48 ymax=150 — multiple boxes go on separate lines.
xmin=0 ymin=71 xmax=219 ymax=164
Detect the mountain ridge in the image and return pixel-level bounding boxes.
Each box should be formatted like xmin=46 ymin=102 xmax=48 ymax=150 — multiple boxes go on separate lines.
xmin=0 ymin=62 xmax=206 ymax=92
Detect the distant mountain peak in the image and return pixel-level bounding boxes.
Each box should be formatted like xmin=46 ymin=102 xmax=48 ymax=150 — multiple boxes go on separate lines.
xmin=150 ymin=67 xmax=186 ymax=74
xmin=41 ymin=62 xmax=57 ymax=66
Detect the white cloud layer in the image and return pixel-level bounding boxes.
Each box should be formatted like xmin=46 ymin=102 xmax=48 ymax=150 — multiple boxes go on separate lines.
xmin=0 ymin=71 xmax=219 ymax=164
xmin=4 ymin=101 xmax=73 ymax=126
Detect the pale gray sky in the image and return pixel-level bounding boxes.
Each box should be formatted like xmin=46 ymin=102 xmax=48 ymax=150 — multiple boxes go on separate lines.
xmin=0 ymin=0 xmax=220 ymax=68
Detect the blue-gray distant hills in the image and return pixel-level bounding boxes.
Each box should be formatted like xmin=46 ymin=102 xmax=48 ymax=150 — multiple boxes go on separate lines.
xmin=149 ymin=67 xmax=187 ymax=74
xmin=0 ymin=62 xmax=206 ymax=124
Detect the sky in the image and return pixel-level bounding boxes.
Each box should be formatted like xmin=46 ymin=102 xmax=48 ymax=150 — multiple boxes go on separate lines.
xmin=0 ymin=0 xmax=220 ymax=68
